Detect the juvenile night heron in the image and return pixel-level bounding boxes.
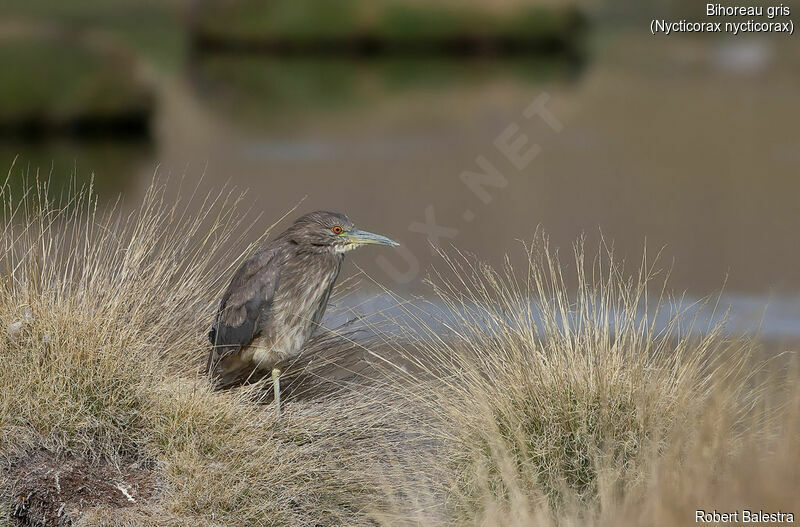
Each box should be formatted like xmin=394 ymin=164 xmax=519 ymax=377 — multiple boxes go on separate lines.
xmin=207 ymin=211 xmax=398 ymax=413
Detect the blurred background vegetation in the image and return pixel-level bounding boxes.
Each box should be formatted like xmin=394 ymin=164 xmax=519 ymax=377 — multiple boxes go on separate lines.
xmin=1 ymin=0 xmax=585 ymax=196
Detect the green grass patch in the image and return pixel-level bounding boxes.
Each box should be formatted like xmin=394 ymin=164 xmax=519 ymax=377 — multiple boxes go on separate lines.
xmin=0 ymin=34 xmax=152 ymax=130
xmin=191 ymin=0 xmax=585 ymax=46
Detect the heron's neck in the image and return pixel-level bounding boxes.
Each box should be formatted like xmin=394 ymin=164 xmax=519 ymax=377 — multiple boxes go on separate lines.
xmin=291 ymin=241 xmax=344 ymax=259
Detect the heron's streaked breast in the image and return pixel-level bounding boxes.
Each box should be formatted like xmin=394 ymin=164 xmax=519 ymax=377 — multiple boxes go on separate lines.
xmin=255 ymin=251 xmax=343 ymax=365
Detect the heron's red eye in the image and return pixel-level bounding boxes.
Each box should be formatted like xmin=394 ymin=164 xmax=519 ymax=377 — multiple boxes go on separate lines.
xmin=332 ymin=226 xmax=343 ymax=234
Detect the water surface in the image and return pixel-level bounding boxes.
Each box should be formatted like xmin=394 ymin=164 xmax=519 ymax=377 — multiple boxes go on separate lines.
xmin=5 ymin=29 xmax=800 ymax=339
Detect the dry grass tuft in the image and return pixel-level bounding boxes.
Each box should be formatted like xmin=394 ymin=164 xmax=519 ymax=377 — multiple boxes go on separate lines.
xmin=1 ymin=180 xmax=797 ymax=526
xmin=0 ymin=179 xmax=405 ymax=525
xmin=386 ymin=236 xmax=788 ymax=525
xmin=372 ymin=237 xmax=796 ymax=526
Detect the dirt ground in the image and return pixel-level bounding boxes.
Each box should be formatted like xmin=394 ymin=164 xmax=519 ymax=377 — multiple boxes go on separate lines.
xmin=2 ymin=451 xmax=157 ymax=527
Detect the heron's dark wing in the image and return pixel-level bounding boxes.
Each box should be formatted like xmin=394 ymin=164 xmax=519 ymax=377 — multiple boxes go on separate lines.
xmin=209 ymin=245 xmax=283 ymax=357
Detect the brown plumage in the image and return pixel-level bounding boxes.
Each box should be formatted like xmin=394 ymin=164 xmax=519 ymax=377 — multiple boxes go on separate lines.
xmin=207 ymin=211 xmax=398 ymax=398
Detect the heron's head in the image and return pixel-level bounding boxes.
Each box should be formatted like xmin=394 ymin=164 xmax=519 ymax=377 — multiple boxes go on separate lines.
xmin=289 ymin=211 xmax=399 ymax=254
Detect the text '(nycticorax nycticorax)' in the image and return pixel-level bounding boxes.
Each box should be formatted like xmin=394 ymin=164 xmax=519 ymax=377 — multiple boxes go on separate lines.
xmin=207 ymin=211 xmax=398 ymax=413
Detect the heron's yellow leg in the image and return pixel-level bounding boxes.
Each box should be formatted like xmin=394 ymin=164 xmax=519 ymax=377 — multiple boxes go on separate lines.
xmin=272 ymin=367 xmax=282 ymax=416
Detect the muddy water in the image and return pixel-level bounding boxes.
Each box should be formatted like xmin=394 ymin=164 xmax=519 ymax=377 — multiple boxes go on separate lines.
xmin=8 ymin=30 xmax=800 ymax=338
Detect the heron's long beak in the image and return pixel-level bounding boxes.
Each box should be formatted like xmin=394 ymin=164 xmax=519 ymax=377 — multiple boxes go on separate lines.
xmin=345 ymin=229 xmax=399 ymax=247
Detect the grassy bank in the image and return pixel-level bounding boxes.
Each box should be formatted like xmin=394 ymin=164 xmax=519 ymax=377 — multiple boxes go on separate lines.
xmin=0 ymin=25 xmax=153 ymax=137
xmin=189 ymin=0 xmax=586 ymax=55
xmin=1 ymin=181 xmax=797 ymax=526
